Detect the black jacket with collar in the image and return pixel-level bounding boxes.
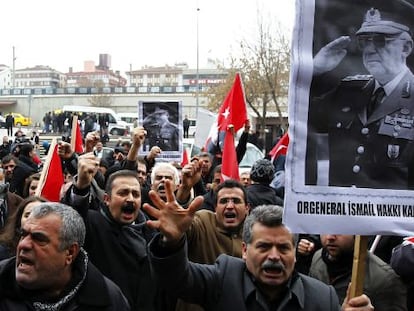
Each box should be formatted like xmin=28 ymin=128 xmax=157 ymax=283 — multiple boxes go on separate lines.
xmin=0 ymin=254 xmax=130 ymax=310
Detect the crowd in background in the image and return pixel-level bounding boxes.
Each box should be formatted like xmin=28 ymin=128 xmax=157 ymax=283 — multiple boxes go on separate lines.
xmin=0 ymin=119 xmax=408 ymax=310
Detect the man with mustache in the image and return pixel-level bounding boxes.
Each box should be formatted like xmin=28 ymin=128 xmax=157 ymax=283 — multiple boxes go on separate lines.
xmin=61 ymin=127 xmax=165 ymax=311
xmin=307 ymin=8 xmax=414 ymax=189
xmin=144 ymin=187 xmax=374 ymax=311
xmin=0 ymin=202 xmax=130 ymax=310
xmin=175 ymin=179 xmax=249 ymax=311
xmin=310 ymin=234 xmax=407 ymax=311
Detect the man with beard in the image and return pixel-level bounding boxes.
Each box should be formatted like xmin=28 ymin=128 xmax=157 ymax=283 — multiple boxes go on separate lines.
xmin=144 ymin=197 xmax=375 ymax=311
xmin=62 ymin=141 xmax=164 ymax=310
xmin=310 ymin=234 xmax=406 ymax=311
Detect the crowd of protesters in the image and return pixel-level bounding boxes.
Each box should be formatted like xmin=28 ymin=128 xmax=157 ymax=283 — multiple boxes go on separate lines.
xmin=0 ymin=117 xmax=409 ymax=310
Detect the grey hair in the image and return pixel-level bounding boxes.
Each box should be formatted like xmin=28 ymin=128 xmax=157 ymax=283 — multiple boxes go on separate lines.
xmin=242 ymin=205 xmax=297 ymax=245
xmin=151 ymin=162 xmax=180 ymax=185
xmin=29 ymin=202 xmax=86 ymax=251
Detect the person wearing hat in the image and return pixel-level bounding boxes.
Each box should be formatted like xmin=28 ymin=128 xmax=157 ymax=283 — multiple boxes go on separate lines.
xmin=246 ymin=158 xmax=283 ymax=209
xmin=307 ymin=7 xmax=414 ymax=189
xmin=142 ymin=105 xmax=179 ymax=152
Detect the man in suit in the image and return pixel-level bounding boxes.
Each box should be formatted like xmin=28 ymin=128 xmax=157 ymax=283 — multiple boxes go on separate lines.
xmin=307 ymin=8 xmax=414 ymax=189
xmin=144 ymin=184 xmax=374 ymax=311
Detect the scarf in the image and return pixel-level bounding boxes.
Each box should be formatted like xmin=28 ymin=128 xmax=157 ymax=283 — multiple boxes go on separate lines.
xmin=32 ymin=249 xmax=88 ymax=311
xmin=100 ymin=205 xmax=147 ymax=260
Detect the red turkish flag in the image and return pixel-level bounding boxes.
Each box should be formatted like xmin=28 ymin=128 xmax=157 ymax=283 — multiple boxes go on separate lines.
xmin=269 ymin=133 xmax=289 ymax=161
xmin=217 ymin=73 xmax=247 ymax=132
xmin=221 ymin=130 xmax=239 ymax=182
xmin=36 ymin=138 xmax=64 ymax=202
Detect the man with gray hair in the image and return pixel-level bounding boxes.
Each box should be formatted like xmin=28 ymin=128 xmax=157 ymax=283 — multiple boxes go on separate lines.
xmin=308 ymin=7 xmax=414 ymax=189
xmin=0 ymin=202 xmax=130 ymax=310
xmin=144 ymin=183 xmax=374 ymax=310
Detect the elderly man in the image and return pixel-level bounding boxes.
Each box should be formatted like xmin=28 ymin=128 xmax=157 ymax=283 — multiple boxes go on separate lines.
xmin=144 ymin=184 xmax=374 ymax=311
xmin=0 ymin=202 xmax=129 ymax=310
xmin=307 ymin=8 xmax=414 ymax=189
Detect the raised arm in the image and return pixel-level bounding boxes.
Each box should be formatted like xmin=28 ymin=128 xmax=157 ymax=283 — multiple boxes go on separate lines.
xmin=313 ymin=36 xmax=351 ymax=76
xmin=143 ymin=180 xmax=203 ymax=246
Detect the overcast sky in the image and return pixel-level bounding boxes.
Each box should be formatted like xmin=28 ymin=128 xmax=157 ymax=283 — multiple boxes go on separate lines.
xmin=2 ymin=0 xmax=295 ymax=74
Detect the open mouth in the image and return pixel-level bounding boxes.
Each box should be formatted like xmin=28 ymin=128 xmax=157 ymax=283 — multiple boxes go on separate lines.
xmin=262 ymin=261 xmax=284 ymax=275
xmin=224 ymin=212 xmax=236 ymax=219
xmin=17 ymin=255 xmax=34 ymax=269
xmin=121 ymin=202 xmax=135 ymax=215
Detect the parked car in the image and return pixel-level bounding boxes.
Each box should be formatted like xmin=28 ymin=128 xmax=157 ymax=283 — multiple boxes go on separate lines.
xmin=238 ymin=143 xmax=265 ymax=174
xmin=11 ymin=112 xmax=32 ymax=126
xmin=183 ymin=138 xmax=201 ymax=158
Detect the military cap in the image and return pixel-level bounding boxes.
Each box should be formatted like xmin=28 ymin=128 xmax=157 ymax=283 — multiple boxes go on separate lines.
xmin=356 ymin=8 xmax=411 ymax=36
xmin=153 ymin=104 xmax=169 ymax=114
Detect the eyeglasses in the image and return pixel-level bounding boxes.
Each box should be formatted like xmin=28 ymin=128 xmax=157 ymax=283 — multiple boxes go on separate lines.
xmin=218 ymin=197 xmax=244 ymax=205
xmin=357 ymin=34 xmax=404 ymax=49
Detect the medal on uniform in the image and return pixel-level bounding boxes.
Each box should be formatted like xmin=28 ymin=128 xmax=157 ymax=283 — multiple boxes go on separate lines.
xmin=387 ymin=144 xmax=400 ymax=159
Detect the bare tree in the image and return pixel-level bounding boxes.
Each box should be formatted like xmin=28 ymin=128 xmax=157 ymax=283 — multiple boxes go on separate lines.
xmin=206 ymin=13 xmax=290 ymax=142
xmin=87 ymin=80 xmax=113 ymax=107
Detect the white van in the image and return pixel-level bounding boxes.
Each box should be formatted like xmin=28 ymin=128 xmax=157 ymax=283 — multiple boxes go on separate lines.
xmin=118 ymin=112 xmax=138 ymax=131
xmin=62 ymin=105 xmax=129 ymax=136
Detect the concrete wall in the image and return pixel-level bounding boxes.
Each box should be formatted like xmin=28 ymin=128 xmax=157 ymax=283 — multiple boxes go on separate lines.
xmin=0 ymin=93 xmax=208 ymax=125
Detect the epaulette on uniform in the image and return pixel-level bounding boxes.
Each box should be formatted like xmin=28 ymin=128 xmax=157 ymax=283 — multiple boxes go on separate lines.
xmin=340 ymin=74 xmax=373 ymax=88
xmin=341 ymin=74 xmax=373 ymax=82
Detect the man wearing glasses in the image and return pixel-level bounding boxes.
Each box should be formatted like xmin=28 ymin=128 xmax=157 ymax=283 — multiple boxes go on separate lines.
xmin=307 ymin=8 xmax=414 ymax=189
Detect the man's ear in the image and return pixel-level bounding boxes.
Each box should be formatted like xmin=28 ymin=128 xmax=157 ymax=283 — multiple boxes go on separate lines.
xmin=242 ymin=242 xmax=248 ymax=260
xmin=403 ymin=40 xmax=413 ymax=56
xmin=103 ymin=192 xmax=110 ymax=205
xmin=65 ymin=243 xmax=80 ymax=266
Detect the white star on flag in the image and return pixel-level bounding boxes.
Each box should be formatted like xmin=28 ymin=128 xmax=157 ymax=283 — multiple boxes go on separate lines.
xmin=222 ymin=108 xmax=230 ymax=119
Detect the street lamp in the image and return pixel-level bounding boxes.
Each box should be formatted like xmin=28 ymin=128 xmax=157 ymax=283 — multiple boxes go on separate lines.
xmin=196 ymin=7 xmax=200 ymax=120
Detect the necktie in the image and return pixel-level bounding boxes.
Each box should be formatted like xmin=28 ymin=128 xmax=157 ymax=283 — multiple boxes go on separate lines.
xmin=368 ymin=87 xmax=385 ymax=117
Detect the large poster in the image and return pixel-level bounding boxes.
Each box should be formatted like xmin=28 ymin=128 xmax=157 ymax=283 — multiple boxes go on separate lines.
xmin=139 ymin=100 xmax=182 ymax=163
xmin=284 ymin=0 xmax=414 ymax=235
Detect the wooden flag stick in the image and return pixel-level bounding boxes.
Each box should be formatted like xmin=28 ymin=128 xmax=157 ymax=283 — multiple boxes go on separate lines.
xmin=349 ymin=235 xmax=368 ymax=298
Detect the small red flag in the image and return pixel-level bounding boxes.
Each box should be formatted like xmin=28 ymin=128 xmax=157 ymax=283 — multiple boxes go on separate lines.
xmin=36 ymin=138 xmax=64 ymax=202
xmin=74 ymin=121 xmax=84 ymax=153
xmin=269 ymin=133 xmax=289 ymax=161
xmin=70 ymin=115 xmax=84 ymax=154
xmin=221 ymin=130 xmax=239 ymax=182
xmin=181 ymin=148 xmax=189 ymax=168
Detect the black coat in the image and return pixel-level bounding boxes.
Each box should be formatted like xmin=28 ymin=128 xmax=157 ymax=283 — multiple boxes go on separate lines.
xmin=62 ymin=189 xmax=164 ymax=311
xmin=149 ymin=235 xmax=341 ymax=311
xmin=0 ymin=254 xmax=130 ymax=310
xmin=308 ymin=72 xmax=414 ymax=189
xmin=246 ymin=183 xmax=283 ymax=209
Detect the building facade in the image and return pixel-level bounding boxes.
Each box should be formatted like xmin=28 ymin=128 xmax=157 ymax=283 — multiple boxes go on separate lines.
xmin=14 ymin=65 xmax=65 ymax=89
